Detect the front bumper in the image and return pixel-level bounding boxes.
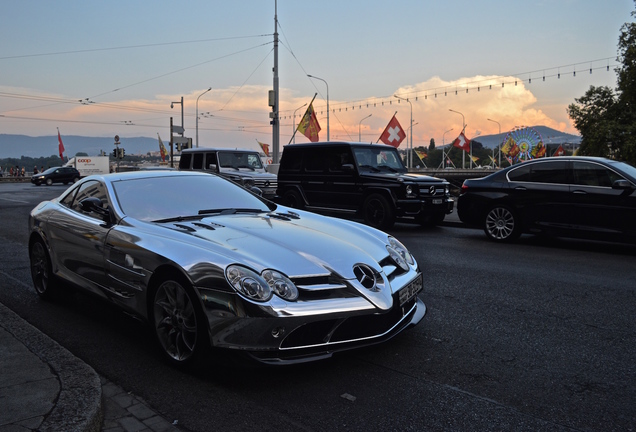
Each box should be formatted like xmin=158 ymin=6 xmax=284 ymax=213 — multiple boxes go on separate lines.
xmin=197 ymin=272 xmax=426 ymax=364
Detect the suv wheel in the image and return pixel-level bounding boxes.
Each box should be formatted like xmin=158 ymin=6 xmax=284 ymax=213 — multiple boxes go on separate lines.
xmin=45 ymin=178 xmax=53 ymax=186
xmin=282 ymin=190 xmax=304 ymax=209
xmin=484 ymin=205 xmax=520 ymax=242
xmin=363 ymin=194 xmax=395 ymax=230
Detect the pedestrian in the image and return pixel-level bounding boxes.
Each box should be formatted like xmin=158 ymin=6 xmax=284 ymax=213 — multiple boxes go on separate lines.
xmin=21 ymin=167 xmax=25 ymax=176
xmin=33 ymin=166 xmax=38 ymax=174
xmin=9 ymin=166 xmax=14 ymax=176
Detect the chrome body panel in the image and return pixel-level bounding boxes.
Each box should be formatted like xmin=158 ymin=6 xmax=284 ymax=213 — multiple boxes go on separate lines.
xmin=29 ymin=171 xmax=425 ymax=364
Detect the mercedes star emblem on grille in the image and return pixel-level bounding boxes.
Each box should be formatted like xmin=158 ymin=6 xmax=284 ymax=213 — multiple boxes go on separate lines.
xmin=353 ymin=264 xmax=379 ymax=291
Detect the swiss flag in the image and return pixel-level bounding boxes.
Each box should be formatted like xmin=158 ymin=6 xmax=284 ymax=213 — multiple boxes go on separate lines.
xmin=554 ymin=144 xmax=565 ymax=156
xmin=452 ymin=132 xmax=470 ymax=151
xmin=379 ymin=115 xmax=406 ymax=147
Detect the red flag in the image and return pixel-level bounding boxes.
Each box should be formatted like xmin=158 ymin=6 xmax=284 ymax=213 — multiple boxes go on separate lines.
xmin=57 ymin=129 xmax=65 ymax=161
xmin=452 ymin=132 xmax=470 ymax=151
xmin=379 ymin=115 xmax=406 ymax=147
xmin=158 ymin=134 xmax=168 ymax=162
xmin=554 ymin=145 xmax=565 ymax=156
xmin=257 ymin=141 xmax=270 ymax=157
xmin=297 ymin=103 xmax=321 ymax=142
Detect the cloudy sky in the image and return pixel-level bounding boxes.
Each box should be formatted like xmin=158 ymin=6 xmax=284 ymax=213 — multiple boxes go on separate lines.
xmin=0 ymin=0 xmax=633 ymax=152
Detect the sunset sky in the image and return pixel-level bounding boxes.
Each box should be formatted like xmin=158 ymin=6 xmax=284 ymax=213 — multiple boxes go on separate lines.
xmin=0 ymin=0 xmax=633 ymax=152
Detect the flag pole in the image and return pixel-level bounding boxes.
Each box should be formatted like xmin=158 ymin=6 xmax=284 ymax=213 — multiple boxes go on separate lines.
xmin=287 ymin=93 xmax=317 ymax=145
xmin=375 ymin=111 xmax=398 ymax=144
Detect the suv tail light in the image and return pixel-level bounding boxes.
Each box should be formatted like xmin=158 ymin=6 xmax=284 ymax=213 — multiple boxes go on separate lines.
xmin=460 ymin=183 xmax=469 ymax=195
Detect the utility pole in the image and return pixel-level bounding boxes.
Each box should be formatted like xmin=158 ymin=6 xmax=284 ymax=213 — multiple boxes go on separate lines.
xmin=272 ymin=0 xmax=280 ymax=164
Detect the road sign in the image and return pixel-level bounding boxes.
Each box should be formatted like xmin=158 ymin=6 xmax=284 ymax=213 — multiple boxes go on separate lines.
xmin=172 ymin=136 xmax=189 ymax=144
xmin=172 ymin=126 xmax=184 ymax=134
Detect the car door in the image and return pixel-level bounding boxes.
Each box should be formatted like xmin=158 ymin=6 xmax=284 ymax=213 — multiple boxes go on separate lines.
xmin=47 ymin=180 xmax=112 ymax=290
xmin=505 ymin=160 xmax=571 ymax=231
xmin=569 ymin=160 xmax=636 ymax=238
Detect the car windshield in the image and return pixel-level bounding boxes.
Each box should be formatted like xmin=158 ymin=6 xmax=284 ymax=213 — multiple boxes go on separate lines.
xmin=217 ymin=152 xmax=264 ymax=170
xmin=112 ymin=174 xmax=273 ymax=222
xmin=42 ymin=167 xmax=60 ymax=174
xmin=352 ymin=147 xmax=406 ymax=172
xmin=608 ymin=159 xmax=636 ymax=181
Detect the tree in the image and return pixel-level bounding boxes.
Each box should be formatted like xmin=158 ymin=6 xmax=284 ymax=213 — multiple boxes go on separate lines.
xmin=567 ymin=2 xmax=636 ymax=165
xmin=429 ymin=138 xmax=435 ymax=151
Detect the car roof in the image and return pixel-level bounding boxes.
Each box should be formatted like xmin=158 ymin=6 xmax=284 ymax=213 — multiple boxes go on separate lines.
xmin=83 ymin=170 xmax=208 ymax=183
xmin=283 ymin=141 xmax=396 ymax=150
xmin=181 ymin=148 xmax=260 ymax=154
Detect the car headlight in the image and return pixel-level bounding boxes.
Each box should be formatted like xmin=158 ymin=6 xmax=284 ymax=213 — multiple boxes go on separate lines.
xmin=444 ymin=185 xmax=450 ymax=194
xmin=225 ymin=265 xmax=298 ymax=302
xmin=387 ymin=237 xmax=415 ymax=271
xmin=262 ymin=270 xmax=298 ymax=301
xmin=243 ymin=178 xmax=255 ymax=188
xmin=405 ymin=184 xmax=417 ymax=198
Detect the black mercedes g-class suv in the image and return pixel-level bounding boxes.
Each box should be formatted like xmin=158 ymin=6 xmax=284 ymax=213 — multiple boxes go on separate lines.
xmin=179 ymin=148 xmax=278 ymax=200
xmin=276 ymin=142 xmax=454 ymax=229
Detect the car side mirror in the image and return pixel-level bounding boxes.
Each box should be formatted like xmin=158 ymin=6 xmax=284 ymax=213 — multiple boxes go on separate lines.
xmin=79 ymin=197 xmax=110 ymax=219
xmin=342 ymin=163 xmax=355 ymax=172
xmin=250 ymin=186 xmax=263 ymax=196
xmin=612 ymin=179 xmax=633 ymax=190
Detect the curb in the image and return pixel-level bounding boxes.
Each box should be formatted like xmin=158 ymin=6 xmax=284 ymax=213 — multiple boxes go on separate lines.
xmin=0 ymin=302 xmax=103 ymax=432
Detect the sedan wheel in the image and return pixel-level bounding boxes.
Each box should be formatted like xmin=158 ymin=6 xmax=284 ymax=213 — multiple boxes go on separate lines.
xmin=45 ymin=178 xmax=53 ymax=186
xmin=484 ymin=205 xmax=520 ymax=242
xmin=153 ymin=279 xmax=204 ymax=364
xmin=29 ymin=240 xmax=59 ymax=299
xmin=363 ymin=193 xmax=395 ymax=230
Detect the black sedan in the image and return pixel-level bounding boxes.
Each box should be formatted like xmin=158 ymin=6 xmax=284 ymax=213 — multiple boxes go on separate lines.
xmin=457 ymin=156 xmax=636 ymax=243
xmin=28 ymin=171 xmax=425 ymax=366
xmin=31 ymin=166 xmax=81 ymax=186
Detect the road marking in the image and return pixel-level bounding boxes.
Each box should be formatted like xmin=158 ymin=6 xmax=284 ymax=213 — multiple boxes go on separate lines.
xmin=0 ymin=197 xmax=29 ymax=203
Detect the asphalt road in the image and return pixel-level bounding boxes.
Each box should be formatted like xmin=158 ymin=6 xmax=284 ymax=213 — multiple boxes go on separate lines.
xmin=1 ymin=182 xmax=635 ymax=431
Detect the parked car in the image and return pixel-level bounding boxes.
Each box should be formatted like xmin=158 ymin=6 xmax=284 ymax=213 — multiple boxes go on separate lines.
xmin=31 ymin=166 xmax=81 ymax=186
xmin=276 ymin=142 xmax=454 ymax=230
xmin=457 ymin=156 xmax=636 ymax=243
xmin=179 ymin=148 xmax=278 ymax=200
xmin=28 ymin=171 xmax=425 ymax=365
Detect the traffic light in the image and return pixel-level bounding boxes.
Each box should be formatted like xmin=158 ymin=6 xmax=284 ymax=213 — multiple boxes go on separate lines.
xmin=121 ymin=148 xmax=125 ymax=158
xmin=113 ymin=148 xmax=118 ymax=158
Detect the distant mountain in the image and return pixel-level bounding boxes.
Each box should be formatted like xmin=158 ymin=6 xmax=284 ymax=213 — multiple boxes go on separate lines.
xmin=440 ymin=126 xmax=581 ymax=149
xmin=0 ymin=134 xmax=161 ymax=159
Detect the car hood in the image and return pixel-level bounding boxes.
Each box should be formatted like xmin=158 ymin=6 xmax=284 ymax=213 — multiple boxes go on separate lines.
xmin=218 ymin=169 xmax=276 ymax=179
xmin=361 ymin=172 xmax=446 ymax=183
xmin=152 ymin=210 xmax=390 ymax=281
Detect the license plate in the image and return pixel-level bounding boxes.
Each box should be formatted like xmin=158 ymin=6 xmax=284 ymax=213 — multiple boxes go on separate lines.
xmin=399 ymin=275 xmax=423 ymax=306
xmin=433 ymin=199 xmax=442 ymax=204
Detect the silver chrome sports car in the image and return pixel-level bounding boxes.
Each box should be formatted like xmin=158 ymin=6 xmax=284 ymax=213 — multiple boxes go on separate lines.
xmin=28 ymin=171 xmax=425 ymax=365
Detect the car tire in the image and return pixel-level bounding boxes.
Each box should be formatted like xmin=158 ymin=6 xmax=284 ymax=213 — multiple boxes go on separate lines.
xmin=45 ymin=178 xmax=53 ymax=186
xmin=484 ymin=205 xmax=520 ymax=242
xmin=73 ymin=177 xmax=80 ymax=183
xmin=29 ymin=239 xmax=61 ymax=300
xmin=363 ymin=193 xmax=395 ymax=230
xmin=282 ymin=190 xmax=304 ymax=209
xmin=151 ymin=277 xmax=209 ymax=366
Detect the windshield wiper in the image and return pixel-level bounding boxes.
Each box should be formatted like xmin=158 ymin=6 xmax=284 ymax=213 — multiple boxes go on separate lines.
xmin=360 ymin=164 xmax=380 ymax=172
xmin=152 ymin=215 xmax=206 ymax=223
xmin=198 ymin=208 xmax=265 ymax=216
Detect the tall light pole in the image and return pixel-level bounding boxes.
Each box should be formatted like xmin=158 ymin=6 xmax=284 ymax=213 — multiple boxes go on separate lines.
xmin=358 ymin=114 xmax=372 ymax=141
xmin=395 ymin=95 xmax=413 ymax=169
xmin=307 ymin=74 xmax=329 ymax=141
xmin=440 ymin=127 xmax=454 ymax=168
xmin=293 ymin=103 xmax=307 ymax=144
xmin=449 ymin=109 xmax=466 ymax=168
xmin=487 ymin=118 xmax=501 ymax=167
xmin=196 ymin=87 xmax=211 ymax=148
xmin=272 ymin=0 xmax=280 ymax=163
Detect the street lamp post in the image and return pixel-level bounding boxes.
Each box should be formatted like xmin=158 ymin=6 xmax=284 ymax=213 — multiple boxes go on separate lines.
xmin=196 ymin=88 xmax=211 ymax=148
xmin=293 ymin=103 xmax=307 ymax=143
xmin=449 ymin=109 xmax=466 ymax=168
xmin=439 ymin=127 xmax=454 ymax=168
xmin=358 ymin=114 xmax=372 ymax=141
xmin=394 ymin=95 xmax=413 ymax=169
xmin=307 ymin=74 xmax=329 ymax=141
xmin=487 ymin=118 xmax=501 ymax=167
